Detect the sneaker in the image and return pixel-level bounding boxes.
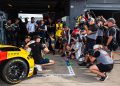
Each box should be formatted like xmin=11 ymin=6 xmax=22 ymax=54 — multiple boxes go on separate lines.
xmin=35 ymin=65 xmax=42 ymax=71
xmin=78 ymin=62 xmax=86 ymax=66
xmin=33 ymin=68 xmax=37 ymax=75
xmin=99 ymin=74 xmax=108 ymax=81
xmin=79 ymin=55 xmax=84 ymax=62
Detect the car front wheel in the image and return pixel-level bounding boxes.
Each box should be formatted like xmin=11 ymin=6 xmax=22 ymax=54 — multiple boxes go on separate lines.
xmin=1 ymin=59 xmax=28 ymax=84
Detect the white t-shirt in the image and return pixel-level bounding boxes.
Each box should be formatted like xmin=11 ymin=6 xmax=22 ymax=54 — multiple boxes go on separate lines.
xmin=26 ymin=21 xmax=38 ymax=33
xmin=73 ymin=42 xmax=82 ymax=60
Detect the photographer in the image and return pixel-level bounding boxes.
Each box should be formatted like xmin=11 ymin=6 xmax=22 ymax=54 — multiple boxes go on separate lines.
xmin=84 ymin=17 xmax=98 ymax=50
xmin=79 ymin=18 xmax=98 ymax=66
xmin=89 ymin=45 xmax=114 ymax=81
xmin=96 ymin=20 xmax=104 ymax=44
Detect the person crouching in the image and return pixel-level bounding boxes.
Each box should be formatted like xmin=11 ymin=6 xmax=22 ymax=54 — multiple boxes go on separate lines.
xmin=89 ymin=45 xmax=114 ymax=81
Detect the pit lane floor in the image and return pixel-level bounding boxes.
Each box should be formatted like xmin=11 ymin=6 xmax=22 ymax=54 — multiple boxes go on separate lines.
xmin=0 ymin=50 xmax=120 ymax=86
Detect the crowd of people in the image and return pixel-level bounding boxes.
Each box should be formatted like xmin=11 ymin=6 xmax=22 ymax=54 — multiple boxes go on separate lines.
xmin=4 ymin=12 xmax=120 ymax=81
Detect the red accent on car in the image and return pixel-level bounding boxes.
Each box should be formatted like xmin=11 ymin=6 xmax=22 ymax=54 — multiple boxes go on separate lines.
xmin=0 ymin=52 xmax=7 ymax=61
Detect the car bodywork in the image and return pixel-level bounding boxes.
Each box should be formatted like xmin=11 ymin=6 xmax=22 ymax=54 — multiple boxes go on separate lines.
xmin=0 ymin=44 xmax=34 ymax=78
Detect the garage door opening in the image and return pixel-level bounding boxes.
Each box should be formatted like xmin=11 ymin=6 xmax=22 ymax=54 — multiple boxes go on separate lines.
xmin=18 ymin=13 xmax=43 ymax=22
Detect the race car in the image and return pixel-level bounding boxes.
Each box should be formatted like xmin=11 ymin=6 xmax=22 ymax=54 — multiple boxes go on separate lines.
xmin=0 ymin=44 xmax=34 ymax=84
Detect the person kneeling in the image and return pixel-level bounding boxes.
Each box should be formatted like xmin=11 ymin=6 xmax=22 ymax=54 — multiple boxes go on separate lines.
xmin=25 ymin=35 xmax=55 ymax=72
xmin=89 ymin=45 xmax=114 ymax=81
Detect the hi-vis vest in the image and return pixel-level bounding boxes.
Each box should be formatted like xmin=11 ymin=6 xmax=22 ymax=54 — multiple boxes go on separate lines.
xmin=56 ymin=23 xmax=63 ymax=37
xmin=56 ymin=23 xmax=63 ymax=29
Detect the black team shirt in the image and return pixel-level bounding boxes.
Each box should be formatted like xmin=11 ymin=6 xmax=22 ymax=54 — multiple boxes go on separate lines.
xmin=29 ymin=42 xmax=45 ymax=64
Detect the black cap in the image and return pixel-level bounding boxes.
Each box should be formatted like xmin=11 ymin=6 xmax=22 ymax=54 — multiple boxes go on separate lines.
xmin=34 ymin=35 xmax=41 ymax=40
xmin=25 ymin=36 xmax=31 ymax=39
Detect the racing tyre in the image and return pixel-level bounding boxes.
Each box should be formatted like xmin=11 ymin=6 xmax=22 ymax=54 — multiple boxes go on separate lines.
xmin=1 ymin=59 xmax=28 ymax=84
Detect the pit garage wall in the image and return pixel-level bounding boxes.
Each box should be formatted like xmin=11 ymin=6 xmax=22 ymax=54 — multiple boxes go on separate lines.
xmin=0 ymin=11 xmax=7 ymax=44
xmin=69 ymin=0 xmax=120 ymax=29
xmin=86 ymin=0 xmax=120 ymax=10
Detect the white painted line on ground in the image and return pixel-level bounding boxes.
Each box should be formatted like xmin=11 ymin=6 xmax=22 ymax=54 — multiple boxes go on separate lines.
xmin=64 ymin=57 xmax=75 ymax=76
xmin=67 ymin=66 xmax=75 ymax=76
xmin=36 ymin=74 xmax=75 ymax=77
xmin=36 ymin=56 xmax=75 ymax=77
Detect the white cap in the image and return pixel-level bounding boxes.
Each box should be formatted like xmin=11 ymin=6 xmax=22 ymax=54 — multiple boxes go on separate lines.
xmin=80 ymin=18 xmax=85 ymax=23
xmin=93 ymin=45 xmax=103 ymax=49
xmin=88 ymin=17 xmax=95 ymax=22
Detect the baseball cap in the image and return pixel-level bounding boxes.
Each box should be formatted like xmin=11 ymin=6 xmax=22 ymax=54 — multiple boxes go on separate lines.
xmin=93 ymin=45 xmax=103 ymax=50
xmin=88 ymin=17 xmax=95 ymax=22
xmin=25 ymin=35 xmax=31 ymax=39
xmin=107 ymin=18 xmax=116 ymax=24
xmin=34 ymin=35 xmax=41 ymax=40
xmin=80 ymin=18 xmax=86 ymax=23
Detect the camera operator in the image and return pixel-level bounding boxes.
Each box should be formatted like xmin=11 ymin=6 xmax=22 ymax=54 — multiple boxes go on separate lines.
xmin=79 ymin=17 xmax=98 ymax=66
xmin=96 ymin=20 xmax=104 ymax=44
xmin=89 ymin=45 xmax=114 ymax=81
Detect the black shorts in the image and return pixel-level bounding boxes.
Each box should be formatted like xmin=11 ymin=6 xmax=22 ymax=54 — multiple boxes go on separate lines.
xmin=35 ymin=58 xmax=50 ymax=64
xmin=97 ymin=63 xmax=114 ymax=72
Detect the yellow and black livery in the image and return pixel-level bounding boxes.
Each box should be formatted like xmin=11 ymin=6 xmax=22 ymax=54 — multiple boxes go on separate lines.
xmin=0 ymin=44 xmax=34 ymax=84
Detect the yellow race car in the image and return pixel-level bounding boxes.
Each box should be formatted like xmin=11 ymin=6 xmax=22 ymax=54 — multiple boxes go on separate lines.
xmin=0 ymin=44 xmax=34 ymax=84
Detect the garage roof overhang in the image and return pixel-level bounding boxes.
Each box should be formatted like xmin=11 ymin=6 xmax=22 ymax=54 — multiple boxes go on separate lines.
xmin=86 ymin=3 xmax=120 ymax=10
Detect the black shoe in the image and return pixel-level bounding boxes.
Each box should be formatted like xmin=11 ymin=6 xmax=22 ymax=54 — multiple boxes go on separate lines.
xmin=53 ymin=50 xmax=55 ymax=55
xmin=99 ymin=74 xmax=108 ymax=81
xmin=33 ymin=68 xmax=38 ymax=75
xmin=78 ymin=62 xmax=86 ymax=66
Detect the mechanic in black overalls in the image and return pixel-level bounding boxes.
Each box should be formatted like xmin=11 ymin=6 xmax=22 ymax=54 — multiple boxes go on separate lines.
xmin=5 ymin=19 xmax=15 ymax=45
xmin=12 ymin=19 xmax=20 ymax=46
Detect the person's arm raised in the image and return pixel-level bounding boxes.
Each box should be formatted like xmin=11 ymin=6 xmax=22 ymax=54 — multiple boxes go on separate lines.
xmin=84 ymin=25 xmax=92 ymax=35
xmin=43 ymin=45 xmax=49 ymax=53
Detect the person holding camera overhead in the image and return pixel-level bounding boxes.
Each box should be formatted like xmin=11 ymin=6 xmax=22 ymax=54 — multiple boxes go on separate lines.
xmin=79 ymin=17 xmax=99 ymax=66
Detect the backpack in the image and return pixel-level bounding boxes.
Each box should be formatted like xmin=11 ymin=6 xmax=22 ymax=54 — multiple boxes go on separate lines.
xmin=108 ymin=27 xmax=119 ymax=51
xmin=114 ymin=27 xmax=120 ymax=46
